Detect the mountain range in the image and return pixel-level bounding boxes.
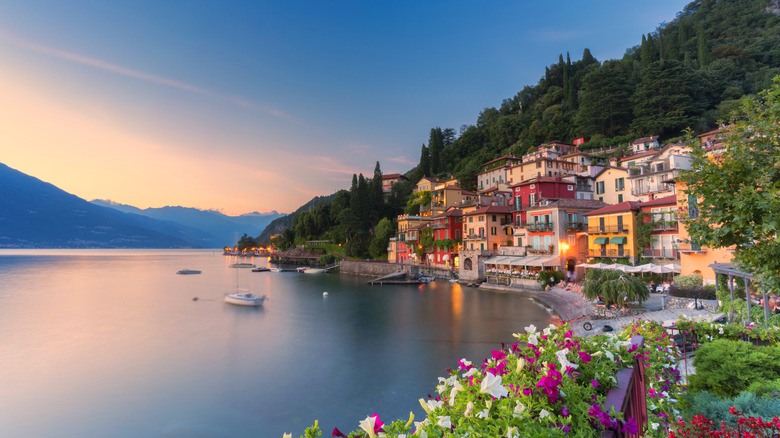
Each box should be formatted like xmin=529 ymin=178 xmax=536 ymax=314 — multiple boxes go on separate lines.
xmin=0 ymin=163 xmax=284 ymax=248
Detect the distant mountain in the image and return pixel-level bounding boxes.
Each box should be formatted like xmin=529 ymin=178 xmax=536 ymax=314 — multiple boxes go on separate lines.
xmin=257 ymin=194 xmax=335 ymax=244
xmin=0 ymin=163 xmax=199 ymax=248
xmin=91 ymin=200 xmax=285 ymax=247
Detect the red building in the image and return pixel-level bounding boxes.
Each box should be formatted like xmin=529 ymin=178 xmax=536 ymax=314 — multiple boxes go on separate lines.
xmin=429 ymin=208 xmax=462 ymax=268
xmin=510 ymin=176 xmax=577 ymax=227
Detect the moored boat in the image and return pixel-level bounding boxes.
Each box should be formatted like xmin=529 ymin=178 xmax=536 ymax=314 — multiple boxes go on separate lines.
xmin=230 ymin=263 xmax=255 ymax=268
xmin=303 ymin=268 xmax=326 ymax=274
xmin=252 ymin=267 xmax=270 ymax=272
xmin=176 ymin=269 xmax=202 ymax=275
xmin=224 ymin=292 xmax=266 ymax=306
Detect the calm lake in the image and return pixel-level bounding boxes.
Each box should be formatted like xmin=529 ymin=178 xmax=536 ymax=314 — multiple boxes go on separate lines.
xmin=0 ymin=250 xmax=556 ymax=438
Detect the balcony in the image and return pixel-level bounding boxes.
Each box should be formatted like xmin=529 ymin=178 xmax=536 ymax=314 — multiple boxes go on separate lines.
xmin=527 ymin=223 xmax=553 ymax=233
xmin=631 ymin=184 xmax=672 ymax=196
xmin=642 ymin=248 xmax=679 ymax=259
xmin=564 ymin=222 xmax=584 ymax=231
xmin=653 ymin=221 xmax=678 ymax=231
xmin=677 ymin=242 xmax=707 ymax=254
xmin=587 ymin=225 xmax=629 ymax=234
xmin=575 ymin=184 xmax=593 ymax=192
xmin=463 ymin=233 xmax=486 ymax=241
xmin=528 ymin=247 xmax=553 ymax=255
xmin=589 ymin=248 xmax=631 ymax=258
xmin=431 ymin=222 xmax=447 ymax=229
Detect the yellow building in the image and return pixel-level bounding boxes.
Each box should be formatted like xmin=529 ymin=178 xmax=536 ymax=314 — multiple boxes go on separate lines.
xmin=583 ymin=201 xmax=641 ymax=263
xmin=675 ymin=181 xmax=733 ymax=284
xmin=593 ymin=166 xmax=631 ymax=204
xmin=462 ymin=205 xmax=513 ymax=252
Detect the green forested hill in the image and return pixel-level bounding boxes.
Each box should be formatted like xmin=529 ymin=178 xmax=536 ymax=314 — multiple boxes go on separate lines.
xmin=424 ymin=0 xmax=780 ymax=190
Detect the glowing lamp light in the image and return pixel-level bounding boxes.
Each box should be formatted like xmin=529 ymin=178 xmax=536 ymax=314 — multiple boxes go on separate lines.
xmin=559 ymin=242 xmax=570 ymax=252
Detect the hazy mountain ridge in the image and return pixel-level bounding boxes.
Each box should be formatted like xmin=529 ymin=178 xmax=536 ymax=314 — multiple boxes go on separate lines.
xmin=90 ymin=201 xmax=285 ymax=247
xmin=0 ymin=163 xmax=198 ymax=248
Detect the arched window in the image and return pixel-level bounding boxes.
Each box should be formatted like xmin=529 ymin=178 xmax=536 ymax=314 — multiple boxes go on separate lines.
xmin=464 ymin=258 xmax=473 ymax=271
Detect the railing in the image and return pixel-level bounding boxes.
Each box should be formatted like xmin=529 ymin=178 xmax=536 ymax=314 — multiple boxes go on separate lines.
xmin=527 ymin=223 xmax=554 ymax=232
xmin=642 ymin=248 xmax=679 ymax=258
xmin=564 ymin=222 xmax=583 ymax=231
xmin=588 ymin=248 xmax=632 ymax=257
xmin=601 ymin=335 xmax=647 ymax=438
xmin=463 ymin=234 xmax=486 ymax=240
xmin=631 ymin=184 xmax=671 ymax=196
xmin=588 ymin=225 xmax=628 ymax=234
xmin=431 ymin=223 xmax=447 ymax=229
xmin=528 ymin=248 xmax=552 ymax=255
xmin=653 ymin=221 xmax=678 ymax=231
xmin=575 ymin=184 xmax=593 ymax=192
xmin=677 ymin=242 xmax=706 ymax=253
xmin=500 ymin=218 xmax=510 ymax=225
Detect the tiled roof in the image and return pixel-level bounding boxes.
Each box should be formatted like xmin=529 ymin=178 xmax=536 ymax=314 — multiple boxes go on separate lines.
xmin=631 ymin=135 xmax=659 ymax=144
xmin=481 ymin=155 xmax=521 ymax=167
xmin=382 ymin=173 xmax=406 ymax=180
xmin=583 ymin=201 xmax=643 ymax=216
xmin=554 ymin=198 xmax=610 ymax=209
xmin=619 ymin=150 xmax=657 ymax=162
xmin=464 ymin=205 xmax=512 ymax=216
xmin=640 ymin=194 xmax=677 ymax=207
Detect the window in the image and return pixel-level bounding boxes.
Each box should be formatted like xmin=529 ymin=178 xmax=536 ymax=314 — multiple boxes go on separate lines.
xmin=617 ymin=215 xmax=624 ymax=231
xmin=479 ymin=216 xmax=484 ymax=221
xmin=568 ymin=185 xmax=573 ymax=191
xmin=492 ymin=215 xmax=497 ymax=222
xmin=618 ymin=194 xmax=623 ymax=203
xmin=491 ymin=227 xmax=496 ymax=236
xmin=547 ymin=161 xmax=552 ymax=168
xmin=530 ymin=184 xmax=535 ymax=189
xmin=596 ymin=181 xmax=605 ymax=194
xmin=469 ymin=216 xmax=473 ymax=223
xmin=688 ymin=195 xmax=699 ymax=219
xmin=615 ymin=178 xmax=625 ymax=191
xmin=536 ymin=162 xmax=542 ymax=168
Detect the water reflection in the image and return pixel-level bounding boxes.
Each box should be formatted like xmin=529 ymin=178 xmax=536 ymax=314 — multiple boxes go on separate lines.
xmin=0 ymin=250 xmax=555 ymax=438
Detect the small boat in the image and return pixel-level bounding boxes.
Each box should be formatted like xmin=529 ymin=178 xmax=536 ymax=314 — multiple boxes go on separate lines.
xmin=176 ymin=269 xmax=202 ymax=275
xmin=224 ymin=292 xmax=266 ymax=306
xmin=252 ymin=267 xmax=270 ymax=272
xmin=303 ymin=268 xmax=326 ymax=274
xmin=296 ymin=267 xmax=311 ymax=273
xmin=418 ymin=275 xmax=435 ymax=283
xmin=230 ymin=263 xmax=255 ymax=268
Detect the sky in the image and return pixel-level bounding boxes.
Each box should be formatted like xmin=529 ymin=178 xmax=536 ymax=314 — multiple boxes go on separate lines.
xmin=0 ymin=0 xmax=691 ymax=216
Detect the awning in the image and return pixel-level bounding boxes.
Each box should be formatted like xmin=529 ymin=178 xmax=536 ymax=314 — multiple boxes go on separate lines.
xmin=484 ymin=256 xmax=515 ymax=266
xmin=593 ymin=237 xmax=608 ymax=244
xmin=610 ymin=236 xmax=627 ymax=244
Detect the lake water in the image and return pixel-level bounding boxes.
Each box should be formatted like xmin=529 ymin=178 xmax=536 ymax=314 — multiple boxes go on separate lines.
xmin=0 ymin=250 xmax=556 ymax=438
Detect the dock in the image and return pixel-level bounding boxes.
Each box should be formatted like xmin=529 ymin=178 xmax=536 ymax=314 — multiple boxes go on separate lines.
xmin=368 ymin=271 xmax=424 ymax=285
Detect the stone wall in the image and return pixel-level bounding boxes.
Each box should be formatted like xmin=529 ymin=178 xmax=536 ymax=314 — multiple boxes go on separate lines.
xmin=666 ymin=296 xmax=719 ymax=312
xmin=339 ymin=261 xmax=457 ymax=280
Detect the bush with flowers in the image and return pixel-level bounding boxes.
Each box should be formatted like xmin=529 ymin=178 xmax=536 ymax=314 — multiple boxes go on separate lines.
xmin=674 ymin=318 xmax=780 ymax=347
xmin=618 ymin=319 xmax=684 ymax=435
xmin=283 ymin=323 xmax=667 ymax=438
xmin=669 ymin=407 xmax=780 ymax=438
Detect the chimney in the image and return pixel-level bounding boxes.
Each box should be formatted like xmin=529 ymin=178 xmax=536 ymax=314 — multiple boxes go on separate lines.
xmin=649 ymin=194 xmax=655 ymax=201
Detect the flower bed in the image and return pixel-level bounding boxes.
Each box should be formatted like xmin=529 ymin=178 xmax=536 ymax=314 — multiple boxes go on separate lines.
xmin=674 ymin=318 xmax=780 ymax=347
xmin=283 ymin=321 xmax=684 ymax=438
xmin=670 ymin=407 xmax=780 ymax=438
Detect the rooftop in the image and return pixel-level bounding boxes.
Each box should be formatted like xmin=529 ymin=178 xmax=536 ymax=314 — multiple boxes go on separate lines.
xmin=583 ymin=201 xmax=643 ymax=216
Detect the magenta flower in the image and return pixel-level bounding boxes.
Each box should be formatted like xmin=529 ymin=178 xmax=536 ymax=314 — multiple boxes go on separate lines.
xmin=522 ymin=388 xmax=532 ymax=397
xmin=578 ymin=351 xmax=592 ymax=364
xmin=332 ymin=427 xmax=347 ymax=437
xmin=591 ymin=379 xmax=599 ymax=388
xmin=561 ymin=405 xmax=570 ymax=417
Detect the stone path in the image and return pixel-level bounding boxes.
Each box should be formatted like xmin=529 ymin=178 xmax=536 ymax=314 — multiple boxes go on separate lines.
xmin=478 ymin=283 xmax=722 ymax=337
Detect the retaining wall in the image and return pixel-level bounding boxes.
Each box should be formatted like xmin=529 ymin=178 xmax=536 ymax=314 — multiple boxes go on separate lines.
xmin=340 ymin=260 xmax=457 ymax=280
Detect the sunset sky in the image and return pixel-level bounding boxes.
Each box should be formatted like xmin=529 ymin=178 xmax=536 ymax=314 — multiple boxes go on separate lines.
xmin=0 ymin=1 xmax=689 ymax=216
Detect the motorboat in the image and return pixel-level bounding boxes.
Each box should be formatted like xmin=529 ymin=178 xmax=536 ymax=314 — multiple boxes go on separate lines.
xmin=296 ymin=267 xmax=311 ymax=273
xmin=230 ymin=263 xmax=255 ymax=268
xmin=224 ymin=292 xmax=266 ymax=306
xmin=252 ymin=267 xmax=270 ymax=272
xmin=303 ymin=268 xmax=326 ymax=274
xmin=176 ymin=269 xmax=201 ymax=275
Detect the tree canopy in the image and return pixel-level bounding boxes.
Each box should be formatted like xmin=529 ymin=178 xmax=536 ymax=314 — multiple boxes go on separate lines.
xmin=679 ymin=75 xmax=780 ymax=294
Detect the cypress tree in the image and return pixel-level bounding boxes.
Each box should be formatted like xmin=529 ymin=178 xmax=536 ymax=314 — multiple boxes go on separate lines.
xmin=419 ymin=144 xmax=430 ymax=177
xmin=697 ymin=28 xmax=710 ymax=68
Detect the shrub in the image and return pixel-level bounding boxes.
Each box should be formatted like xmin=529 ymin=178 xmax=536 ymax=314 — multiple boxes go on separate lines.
xmin=318 ymin=254 xmax=336 ymax=265
xmin=674 ymin=274 xmax=703 ymax=288
xmin=687 ymin=339 xmax=780 ymax=398
xmin=538 ymin=270 xmax=564 ymax=288
xmin=678 ymin=391 xmax=780 ymax=424
xmin=583 ymin=269 xmax=650 ymax=307
xmin=668 ymin=286 xmax=717 ymax=300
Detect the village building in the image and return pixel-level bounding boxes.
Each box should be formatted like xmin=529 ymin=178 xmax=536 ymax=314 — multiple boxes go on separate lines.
xmin=583 ymin=201 xmax=642 ymax=264
xmin=628 ymin=143 xmax=692 ymax=202
xmin=381 ymin=173 xmax=408 ymax=194
xmin=476 ymin=155 xmax=521 ymax=192
xmin=638 ymin=194 xmax=680 ymax=261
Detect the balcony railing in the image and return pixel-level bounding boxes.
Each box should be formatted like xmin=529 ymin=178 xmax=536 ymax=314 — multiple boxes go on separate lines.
xmin=588 ymin=225 xmax=629 ymax=234
xmin=589 ymin=248 xmax=632 ymax=258
xmin=641 ymin=248 xmax=679 ymax=258
xmin=528 ymin=248 xmax=552 ymax=255
xmin=564 ymin=222 xmax=584 ymax=231
xmin=631 ymin=184 xmax=672 ymax=196
xmin=677 ymin=242 xmax=706 ymax=254
xmin=527 ymin=223 xmax=553 ymax=232
xmin=463 ymin=233 xmax=486 ymax=241
xmin=575 ymin=184 xmax=593 ymax=192
xmin=431 ymin=223 xmax=447 ymax=229
xmin=653 ymin=221 xmax=678 ymax=231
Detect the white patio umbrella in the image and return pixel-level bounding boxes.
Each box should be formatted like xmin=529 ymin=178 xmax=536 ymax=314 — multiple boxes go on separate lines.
xmin=663 ymin=263 xmax=682 ymax=273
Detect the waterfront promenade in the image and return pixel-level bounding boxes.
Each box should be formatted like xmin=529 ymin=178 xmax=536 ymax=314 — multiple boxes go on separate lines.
xmin=479 ymin=282 xmax=721 ymax=337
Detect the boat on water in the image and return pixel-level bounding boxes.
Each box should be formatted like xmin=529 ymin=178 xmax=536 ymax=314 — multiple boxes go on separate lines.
xmin=224 ymin=292 xmax=266 ymax=306
xmin=296 ymin=267 xmax=311 ymax=273
xmin=303 ymin=268 xmax=326 ymax=274
xmin=418 ymin=275 xmax=435 ymax=283
xmin=176 ymin=269 xmax=202 ymax=275
xmin=230 ymin=263 xmax=255 ymax=268
xmin=252 ymin=267 xmax=270 ymax=272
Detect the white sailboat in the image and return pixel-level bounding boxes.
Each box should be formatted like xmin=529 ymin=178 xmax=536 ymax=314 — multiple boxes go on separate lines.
xmin=224 ymin=265 xmax=266 ymax=306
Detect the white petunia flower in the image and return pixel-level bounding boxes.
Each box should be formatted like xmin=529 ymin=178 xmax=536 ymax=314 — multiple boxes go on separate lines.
xmin=543 ymin=326 xmax=553 ymax=336
xmin=513 ymin=401 xmax=526 ymax=417
xmin=605 ymin=350 xmax=615 ymax=361
xmin=527 ymin=334 xmax=538 ymax=345
xmin=525 ymin=324 xmax=537 ymax=334
xmin=539 ymin=409 xmax=551 ymax=419
xmin=460 ymin=358 xmax=472 ymax=366
xmin=507 ymin=426 xmax=518 ymax=438
xmin=476 ymin=409 xmax=489 ymax=419
xmin=463 ymin=368 xmax=478 ymax=378
xmin=464 ymin=401 xmax=474 ymax=417
xmin=651 ymin=423 xmax=660 ymax=431
xmin=559 ymin=390 xmax=566 ymax=397
xmin=283 ymin=434 xmax=292 ymax=438
xmin=480 ymin=372 xmax=509 ymax=398
xmin=359 ymin=415 xmax=377 ymax=438
xmin=436 ymin=416 xmax=451 ymax=428
xmin=516 ymin=357 xmax=526 ymax=373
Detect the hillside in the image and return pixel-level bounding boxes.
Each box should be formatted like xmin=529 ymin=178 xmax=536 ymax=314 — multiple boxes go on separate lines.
xmin=92 ymin=200 xmax=284 ymax=247
xmin=0 ymin=163 xmax=198 ymax=248
xmin=256 ymin=194 xmax=336 ymax=244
